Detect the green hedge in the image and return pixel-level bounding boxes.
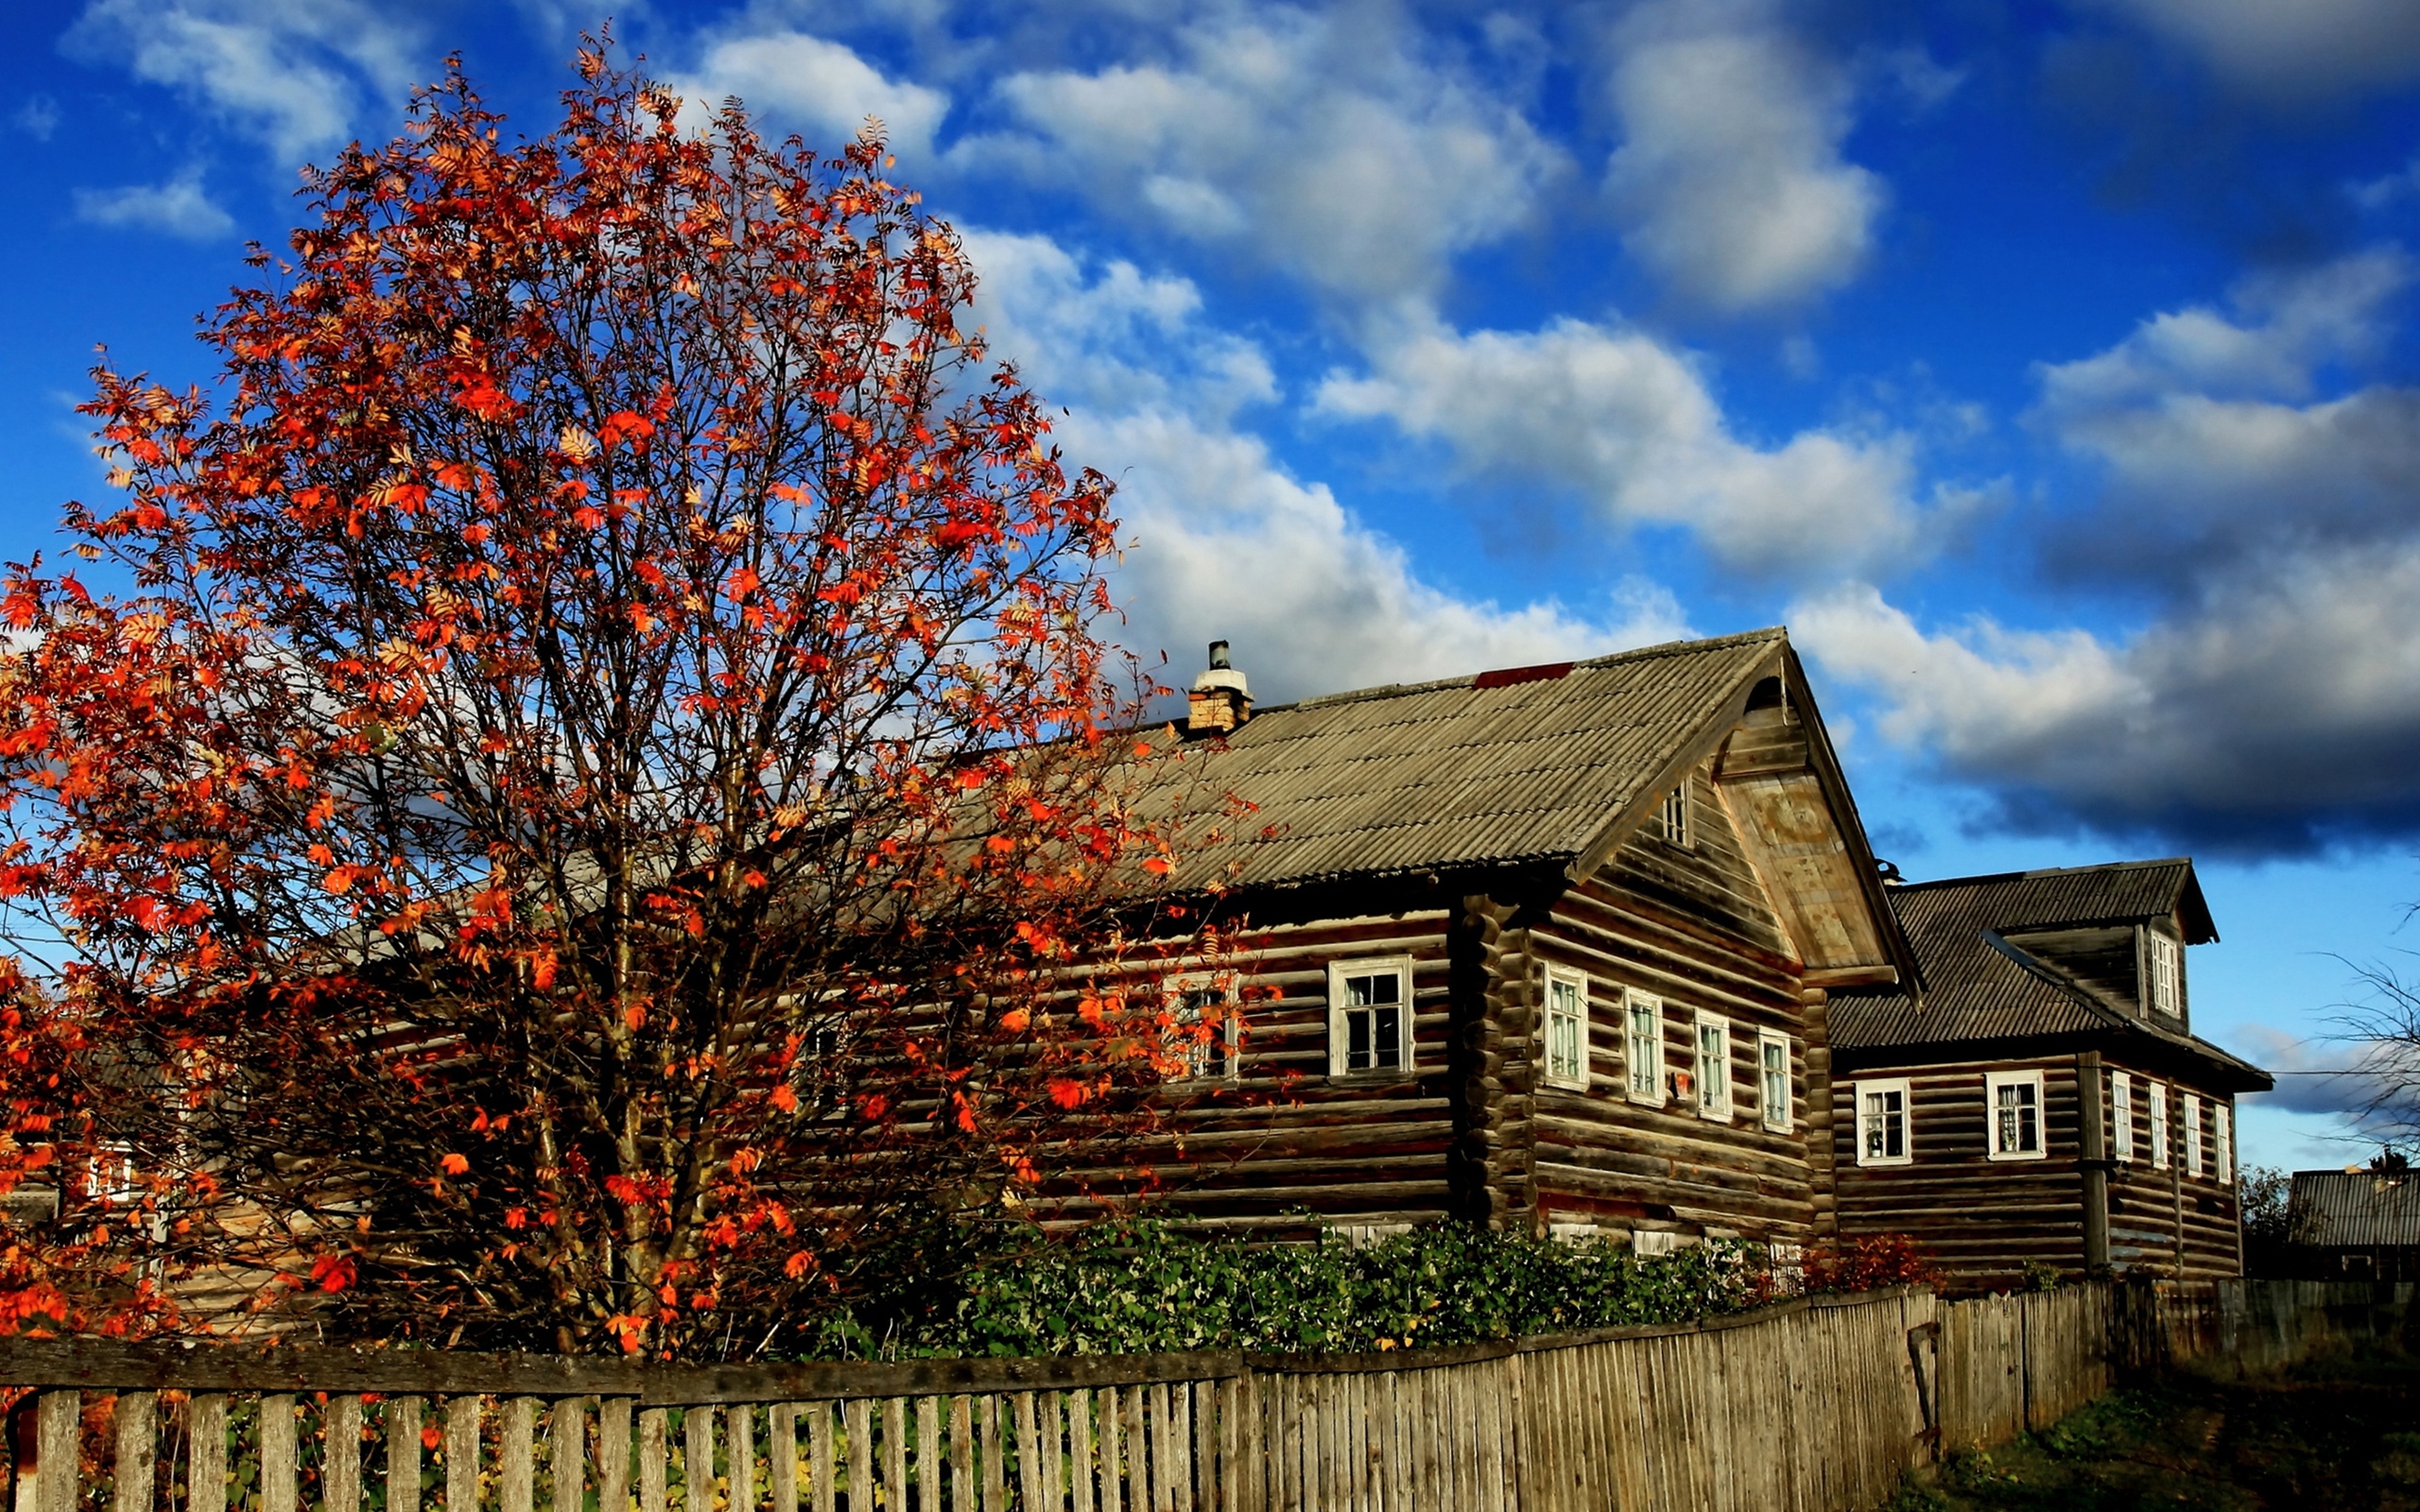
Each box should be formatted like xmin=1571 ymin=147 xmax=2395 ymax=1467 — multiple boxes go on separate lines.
xmin=831 ymin=1220 xmax=1767 ymax=1360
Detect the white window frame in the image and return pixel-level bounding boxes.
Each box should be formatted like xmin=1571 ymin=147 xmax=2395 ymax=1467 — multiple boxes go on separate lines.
xmin=1541 ymin=963 xmax=1590 ymax=1092
xmin=2111 ymin=1071 xmax=2135 ymax=1163
xmin=1625 ymin=989 xmax=1665 ymax=1106
xmin=2215 ymin=1102 xmax=2233 ymax=1186
xmin=1632 ymin=1228 xmax=1680 ymax=1257
xmin=1660 ymin=782 xmax=1691 ymax=849
xmin=1166 ymin=971 xmax=1241 ymax=1084
xmin=1758 ymin=1029 xmax=1792 ymax=1132
xmin=1328 ymin=956 xmax=1414 ymax=1080
xmin=1854 ymin=1077 xmax=1912 ymax=1167
xmin=2183 ymin=1091 xmax=2204 ymax=1177
xmin=1985 ymin=1070 xmax=2047 ymax=1161
xmin=2148 ymin=931 xmax=2181 ymax=1016
xmin=2148 ymin=1081 xmax=2170 ymax=1170
xmin=1694 ymin=1012 xmax=1732 ymax=1120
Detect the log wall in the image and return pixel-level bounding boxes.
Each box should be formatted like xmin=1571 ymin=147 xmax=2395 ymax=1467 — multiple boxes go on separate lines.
xmin=1519 ymin=761 xmax=1819 ymax=1247
xmin=1832 ymin=1054 xmax=2246 ymax=1290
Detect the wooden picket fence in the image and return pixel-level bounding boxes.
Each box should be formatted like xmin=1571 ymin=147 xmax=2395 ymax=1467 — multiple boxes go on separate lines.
xmin=0 ymin=1280 xmax=2394 ymax=1512
xmin=0 ymin=1288 xmax=1941 ymax=1512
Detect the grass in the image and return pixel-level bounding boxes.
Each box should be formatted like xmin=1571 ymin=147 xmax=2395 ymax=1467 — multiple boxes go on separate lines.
xmin=1885 ymin=1346 xmax=2420 ymax=1511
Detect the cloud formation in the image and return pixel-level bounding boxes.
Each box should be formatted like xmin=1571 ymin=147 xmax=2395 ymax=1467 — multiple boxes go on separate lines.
xmin=2081 ymin=0 xmax=2420 ymax=104
xmin=71 ymin=174 xmax=233 ymax=240
xmin=670 ymin=29 xmax=951 ymax=161
xmin=959 ymin=229 xmax=1689 ymax=699
xmin=1316 ymin=317 xmax=1924 ymax=576
xmin=63 ymin=0 xmax=419 ymax=163
xmin=1602 ymin=3 xmax=1887 ymax=312
xmin=961 ymin=5 xmax=1564 ymax=301
xmin=1796 ymin=541 xmax=2420 ymax=851
xmin=2033 ymin=249 xmax=2417 ymax=580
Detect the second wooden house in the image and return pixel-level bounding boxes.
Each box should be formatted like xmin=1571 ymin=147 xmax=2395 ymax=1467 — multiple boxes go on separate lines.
xmin=1826 ymin=860 xmax=2272 ymax=1289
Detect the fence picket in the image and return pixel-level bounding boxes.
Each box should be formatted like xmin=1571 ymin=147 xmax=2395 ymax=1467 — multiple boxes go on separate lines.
xmin=599 ymin=1400 xmax=633 ymax=1512
xmin=189 ymin=1394 xmax=227 ymax=1512
xmin=113 ymin=1390 xmax=157 ymax=1512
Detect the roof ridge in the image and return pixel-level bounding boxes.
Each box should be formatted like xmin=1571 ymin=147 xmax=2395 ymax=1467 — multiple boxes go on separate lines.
xmin=1275 ymin=627 xmax=1788 ymax=713
xmin=1894 ymin=856 xmax=2194 ymax=893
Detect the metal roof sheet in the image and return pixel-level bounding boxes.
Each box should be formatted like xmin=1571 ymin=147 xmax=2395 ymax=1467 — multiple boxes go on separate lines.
xmin=1829 ymin=861 xmax=2267 ymax=1088
xmin=2290 ymin=1170 xmax=2420 ymax=1248
xmin=1135 ymin=629 xmax=1786 ymax=893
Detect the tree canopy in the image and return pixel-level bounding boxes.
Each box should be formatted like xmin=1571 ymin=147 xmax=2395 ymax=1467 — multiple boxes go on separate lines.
xmin=0 ymin=47 xmax=1220 ymax=1357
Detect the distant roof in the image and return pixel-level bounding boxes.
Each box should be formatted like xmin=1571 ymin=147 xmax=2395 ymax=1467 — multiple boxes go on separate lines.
xmin=2290 ymin=1169 xmax=2420 ymax=1249
xmin=1830 ymin=859 xmax=2268 ymax=1089
xmin=1140 ymin=628 xmax=1788 ymax=894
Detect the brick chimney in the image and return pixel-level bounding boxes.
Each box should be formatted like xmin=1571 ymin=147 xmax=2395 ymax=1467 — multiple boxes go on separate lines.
xmin=1187 ymin=640 xmax=1251 ymax=736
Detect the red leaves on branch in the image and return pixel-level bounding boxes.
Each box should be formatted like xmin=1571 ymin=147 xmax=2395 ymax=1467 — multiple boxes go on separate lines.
xmin=0 ymin=42 xmax=1226 ymax=1358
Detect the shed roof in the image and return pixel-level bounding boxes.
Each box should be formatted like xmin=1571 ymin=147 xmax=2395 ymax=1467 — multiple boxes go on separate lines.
xmin=2289 ymin=1169 xmax=2420 ymax=1248
xmin=1139 ymin=628 xmax=1788 ymax=894
xmin=1829 ymin=860 xmax=2268 ymax=1089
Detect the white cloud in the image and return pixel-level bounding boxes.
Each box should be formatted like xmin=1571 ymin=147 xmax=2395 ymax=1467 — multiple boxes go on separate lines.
xmin=1316 ymin=318 xmax=1923 ymax=576
xmin=1793 ymin=545 xmax=2420 ymax=850
xmin=72 ymin=174 xmax=234 ymax=240
xmin=670 ymin=30 xmax=951 ymax=161
xmin=63 ymin=0 xmax=420 ymax=163
xmin=2033 ymin=249 xmax=2420 ymax=575
xmin=1091 ymin=410 xmax=1692 ymax=700
xmin=13 ymin=95 xmax=59 ymax=142
xmin=2080 ymin=0 xmax=2420 ymax=103
xmin=959 ymin=5 xmax=1564 ymax=301
xmin=1603 ymin=4 xmax=1887 ymax=313
xmin=955 ymin=229 xmax=1685 ymax=698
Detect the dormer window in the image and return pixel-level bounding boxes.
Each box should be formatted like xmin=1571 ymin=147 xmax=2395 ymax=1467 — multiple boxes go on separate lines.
xmin=1660 ymin=782 xmax=1690 ymax=849
xmin=2148 ymin=932 xmax=2180 ymax=1016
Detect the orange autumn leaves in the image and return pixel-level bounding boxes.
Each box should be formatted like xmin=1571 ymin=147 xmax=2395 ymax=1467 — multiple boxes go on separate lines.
xmin=0 ymin=43 xmax=1223 ymax=1358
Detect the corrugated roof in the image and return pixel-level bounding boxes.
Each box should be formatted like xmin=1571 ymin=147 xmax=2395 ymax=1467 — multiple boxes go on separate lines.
xmin=1137 ymin=629 xmax=1786 ymax=893
xmin=1891 ymin=859 xmax=2217 ymax=943
xmin=1829 ymin=861 xmax=2268 ymax=1088
xmin=2290 ymin=1170 xmax=2420 ymax=1248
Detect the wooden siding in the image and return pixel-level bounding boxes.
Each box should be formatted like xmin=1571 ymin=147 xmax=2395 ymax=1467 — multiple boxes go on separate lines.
xmin=1834 ymin=1054 xmax=2244 ymax=1289
xmin=1834 ymin=1058 xmax=2087 ymax=1290
xmin=1518 ymin=761 xmax=1822 ymax=1246
xmin=1998 ymin=926 xmax=2137 ymax=1016
xmin=1061 ymin=909 xmax=1463 ymax=1236
xmin=2101 ymin=1057 xmax=2241 ymax=1282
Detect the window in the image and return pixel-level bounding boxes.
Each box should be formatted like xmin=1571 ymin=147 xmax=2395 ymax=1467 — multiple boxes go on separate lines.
xmin=1660 ymin=782 xmax=1691 ymax=848
xmin=1542 ymin=965 xmax=1589 ymax=1091
xmin=2148 ymin=1081 xmax=2170 ymax=1170
xmin=1758 ymin=1030 xmax=1792 ymax=1132
xmin=1694 ymin=1013 xmax=1732 ymax=1120
xmin=1329 ymin=957 xmax=1411 ymax=1077
xmin=1167 ymin=973 xmax=1239 ymax=1082
xmin=1625 ymin=990 xmax=1665 ymax=1105
xmin=1986 ymin=1070 xmax=2046 ymax=1160
xmin=2148 ymin=932 xmax=2181 ymax=1016
xmin=1632 ymin=1229 xmax=1680 ymax=1257
xmin=1855 ymin=1078 xmax=1911 ymax=1166
xmin=796 ymin=1021 xmax=851 ymax=1119
xmin=2111 ymin=1071 xmax=2135 ymax=1163
xmin=2183 ymin=1091 xmax=2204 ymax=1177
xmin=2215 ymin=1102 xmax=2233 ymax=1186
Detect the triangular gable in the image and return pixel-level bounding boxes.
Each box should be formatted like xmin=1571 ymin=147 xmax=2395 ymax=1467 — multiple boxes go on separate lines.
xmin=1555 ymin=642 xmax=1919 ymax=993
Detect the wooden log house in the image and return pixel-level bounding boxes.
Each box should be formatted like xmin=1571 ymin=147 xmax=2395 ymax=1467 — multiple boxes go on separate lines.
xmin=1120 ymin=627 xmax=1921 ymax=1257
xmin=1826 ymin=861 xmax=2272 ymax=1290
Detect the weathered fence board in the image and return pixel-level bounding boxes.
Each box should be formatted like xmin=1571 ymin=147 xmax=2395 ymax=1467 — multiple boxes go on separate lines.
xmin=23 ymin=1281 xmax=2393 ymax=1512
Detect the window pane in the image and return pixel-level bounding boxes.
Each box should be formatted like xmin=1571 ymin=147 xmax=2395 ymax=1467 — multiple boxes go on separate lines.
xmin=1348 ymin=972 xmax=1398 ymax=1007
xmin=1347 ymin=1009 xmax=1371 ymax=1071
xmin=1374 ymin=1005 xmax=1401 ymax=1068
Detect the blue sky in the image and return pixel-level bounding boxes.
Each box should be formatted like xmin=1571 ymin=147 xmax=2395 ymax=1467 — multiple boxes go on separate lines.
xmin=5 ymin=0 xmax=2420 ymax=1168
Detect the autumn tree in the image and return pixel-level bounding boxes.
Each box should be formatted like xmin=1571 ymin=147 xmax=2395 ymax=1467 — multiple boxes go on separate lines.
xmin=0 ymin=48 xmax=1214 ymax=1356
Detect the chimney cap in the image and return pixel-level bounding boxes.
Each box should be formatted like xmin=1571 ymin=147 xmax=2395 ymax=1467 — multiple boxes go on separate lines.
xmin=1193 ymin=639 xmax=1248 ymax=696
